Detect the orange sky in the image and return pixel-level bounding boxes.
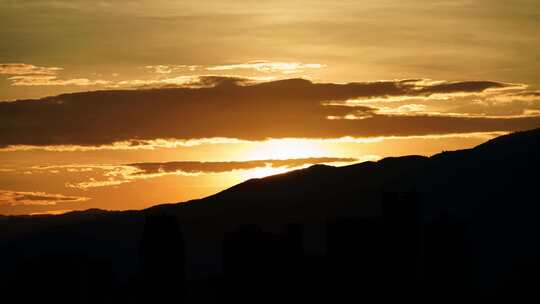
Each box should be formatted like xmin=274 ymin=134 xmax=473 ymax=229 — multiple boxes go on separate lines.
xmin=1 ymin=1 xmax=539 ymax=215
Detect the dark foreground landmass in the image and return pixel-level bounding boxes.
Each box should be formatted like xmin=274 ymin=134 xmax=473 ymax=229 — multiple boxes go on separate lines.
xmin=1 ymin=128 xmax=539 ymax=303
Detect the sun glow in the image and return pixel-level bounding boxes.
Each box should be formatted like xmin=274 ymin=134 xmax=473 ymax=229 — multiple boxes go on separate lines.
xmin=242 ymin=139 xmax=331 ymax=160
xmin=234 ymin=139 xmax=335 ymax=179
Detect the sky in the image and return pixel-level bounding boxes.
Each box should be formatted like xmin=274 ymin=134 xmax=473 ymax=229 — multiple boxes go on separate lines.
xmin=1 ymin=0 xmax=539 ymax=215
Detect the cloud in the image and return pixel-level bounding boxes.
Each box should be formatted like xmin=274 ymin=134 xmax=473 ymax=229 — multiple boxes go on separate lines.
xmin=1 ymin=132 xmax=507 ymax=152
xmin=8 ymin=75 xmax=111 ymax=86
xmin=0 ymin=190 xmax=90 ymax=207
xmin=29 ymin=209 xmax=73 ymax=215
xmin=0 ymin=137 xmax=250 ymax=152
xmin=408 ymin=79 xmax=524 ymax=95
xmin=0 ymin=63 xmax=63 ymax=75
xmin=326 ymin=84 xmax=540 ymax=120
xmin=515 ymin=91 xmax=540 ymax=98
xmin=206 ymin=61 xmax=325 ymax=74
xmin=0 ymin=63 xmax=110 ymax=87
xmin=109 ymin=75 xmax=267 ymax=89
xmin=145 ymin=65 xmax=198 ymax=74
xmin=0 ymin=77 xmax=538 ymax=149
xmin=66 ymin=178 xmax=130 ymax=190
xmin=58 ymin=157 xmax=357 ymax=189
xmin=127 ymin=157 xmax=357 ymax=175
xmin=329 ymin=103 xmax=540 ymax=120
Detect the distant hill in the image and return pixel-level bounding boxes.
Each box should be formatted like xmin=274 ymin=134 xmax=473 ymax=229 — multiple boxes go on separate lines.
xmin=1 ymin=127 xmax=540 ymax=301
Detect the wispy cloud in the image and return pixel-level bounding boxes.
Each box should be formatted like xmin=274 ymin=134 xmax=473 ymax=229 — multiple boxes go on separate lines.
xmin=0 ymin=137 xmax=250 ymax=152
xmin=0 ymin=63 xmax=110 ymax=87
xmin=8 ymin=75 xmax=111 ymax=86
xmin=0 ymin=132 xmax=509 ymax=152
xmin=206 ymin=61 xmax=325 ymax=74
xmin=0 ymin=190 xmax=90 ymax=206
xmin=145 ymin=65 xmax=198 ymax=74
xmin=126 ymin=157 xmax=357 ymax=175
xmin=43 ymin=157 xmax=357 ymax=189
xmin=327 ymin=84 xmax=540 ymax=120
xmin=29 ymin=209 xmax=73 ymax=216
xmin=109 ymin=75 xmax=274 ymax=89
xmin=0 ymin=63 xmax=62 ymax=75
xmin=66 ymin=178 xmax=130 ymax=190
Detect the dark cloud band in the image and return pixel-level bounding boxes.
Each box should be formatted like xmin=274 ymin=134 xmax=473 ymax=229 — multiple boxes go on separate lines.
xmin=0 ymin=190 xmax=89 ymax=207
xmin=127 ymin=157 xmax=358 ymax=175
xmin=0 ymin=77 xmax=538 ymax=148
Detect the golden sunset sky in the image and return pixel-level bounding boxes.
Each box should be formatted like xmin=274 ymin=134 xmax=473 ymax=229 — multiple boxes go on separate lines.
xmin=1 ymin=0 xmax=539 ymax=215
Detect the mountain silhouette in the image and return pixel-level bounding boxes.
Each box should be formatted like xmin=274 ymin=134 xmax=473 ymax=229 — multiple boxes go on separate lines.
xmin=1 ymin=127 xmax=540 ymax=302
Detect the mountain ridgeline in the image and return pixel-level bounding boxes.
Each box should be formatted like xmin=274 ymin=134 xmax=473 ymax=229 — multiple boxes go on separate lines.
xmin=1 ymin=128 xmax=540 ymax=302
